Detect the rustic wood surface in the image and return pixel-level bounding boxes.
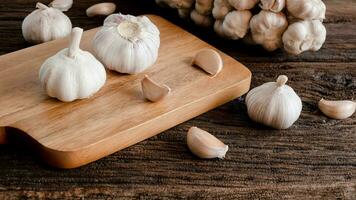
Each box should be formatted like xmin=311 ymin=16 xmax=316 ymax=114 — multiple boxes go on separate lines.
xmin=0 ymin=17 xmax=251 ymax=168
xmin=0 ymin=0 xmax=355 ymax=199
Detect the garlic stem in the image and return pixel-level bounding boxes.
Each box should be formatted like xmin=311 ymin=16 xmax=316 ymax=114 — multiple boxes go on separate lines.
xmin=36 ymin=2 xmax=49 ymax=10
xmin=117 ymin=21 xmax=142 ymax=42
xmin=276 ymin=75 xmax=288 ymax=87
xmin=68 ymin=27 xmax=83 ymax=58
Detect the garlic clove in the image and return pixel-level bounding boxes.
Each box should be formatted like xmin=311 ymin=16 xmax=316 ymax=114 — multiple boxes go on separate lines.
xmin=86 ymin=3 xmax=116 ymax=17
xmin=49 ymin=0 xmax=73 ymax=11
xmin=187 ymin=127 xmax=228 ymax=159
xmin=318 ymin=99 xmax=356 ymax=120
xmin=141 ymin=75 xmax=171 ymax=102
xmin=193 ymin=49 xmax=223 ymax=76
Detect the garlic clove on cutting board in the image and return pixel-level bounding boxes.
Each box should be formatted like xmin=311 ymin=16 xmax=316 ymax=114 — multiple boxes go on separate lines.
xmin=193 ymin=49 xmax=223 ymax=76
xmin=86 ymin=3 xmax=116 ymax=17
xmin=141 ymin=75 xmax=171 ymax=102
xmin=187 ymin=127 xmax=228 ymax=159
xmin=39 ymin=27 xmax=106 ymax=102
xmin=22 ymin=2 xmax=72 ymax=44
xmin=92 ymin=14 xmax=160 ymax=74
xmin=245 ymin=75 xmax=302 ymax=129
xmin=318 ymin=99 xmax=356 ymax=120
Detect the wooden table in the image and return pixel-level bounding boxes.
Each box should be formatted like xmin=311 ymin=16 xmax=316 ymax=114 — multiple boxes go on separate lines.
xmin=0 ymin=0 xmax=355 ymax=199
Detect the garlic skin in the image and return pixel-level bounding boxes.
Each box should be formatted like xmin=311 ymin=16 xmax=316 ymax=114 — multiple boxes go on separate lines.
xmin=246 ymin=75 xmax=302 ymax=129
xmin=212 ymin=0 xmax=232 ymax=19
xmin=260 ymin=0 xmax=285 ymax=13
xmin=39 ymin=27 xmax=106 ymax=102
xmin=92 ymin=14 xmax=160 ymax=74
xmin=250 ymin=10 xmax=288 ymax=51
xmin=187 ymin=127 xmax=228 ymax=159
xmin=286 ymin=0 xmax=326 ymax=20
xmin=282 ymin=20 xmax=326 ymax=55
xmin=222 ymin=10 xmax=252 ymax=40
xmin=190 ymin=10 xmax=214 ymax=27
xmin=49 ymin=0 xmax=73 ymax=12
xmin=318 ymin=99 xmax=356 ymax=120
xmin=228 ymin=0 xmax=259 ymax=10
xmin=22 ymin=3 xmax=72 ymax=44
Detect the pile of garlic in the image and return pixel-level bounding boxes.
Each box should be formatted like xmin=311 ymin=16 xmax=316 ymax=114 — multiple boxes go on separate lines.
xmin=156 ymin=0 xmax=327 ymax=55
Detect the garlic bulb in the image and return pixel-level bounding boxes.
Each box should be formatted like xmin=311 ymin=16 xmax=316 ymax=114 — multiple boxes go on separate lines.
xmin=49 ymin=0 xmax=73 ymax=12
xmin=155 ymin=0 xmax=195 ymax=9
xmin=22 ymin=3 xmax=72 ymax=44
xmin=286 ymin=0 xmax=326 ymax=20
xmin=282 ymin=20 xmax=326 ymax=55
xmin=190 ymin=10 xmax=214 ymax=27
xmin=92 ymin=14 xmax=160 ymax=74
xmin=212 ymin=0 xmax=233 ymax=19
xmin=187 ymin=127 xmax=228 ymax=159
xmin=228 ymin=0 xmax=259 ymax=10
xmin=250 ymin=10 xmax=288 ymax=51
xmin=222 ymin=10 xmax=252 ymax=40
xmin=39 ymin=27 xmax=106 ymax=102
xmin=260 ymin=0 xmax=285 ymax=13
xmin=245 ymin=75 xmax=302 ymax=129
xmin=195 ymin=0 xmax=214 ymax=15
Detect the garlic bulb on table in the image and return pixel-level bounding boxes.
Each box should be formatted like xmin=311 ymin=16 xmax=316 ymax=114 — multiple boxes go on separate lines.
xmin=286 ymin=0 xmax=326 ymax=21
xmin=92 ymin=14 xmax=160 ymax=74
xmin=250 ymin=10 xmax=288 ymax=51
xmin=22 ymin=2 xmax=72 ymax=44
xmin=245 ymin=75 xmax=302 ymax=129
xmin=282 ymin=20 xmax=326 ymax=55
xmin=39 ymin=27 xmax=106 ymax=102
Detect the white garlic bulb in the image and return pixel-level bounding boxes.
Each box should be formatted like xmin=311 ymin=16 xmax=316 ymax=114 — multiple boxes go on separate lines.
xmin=92 ymin=14 xmax=160 ymax=74
xmin=22 ymin=2 xmax=72 ymax=44
xmin=282 ymin=20 xmax=326 ymax=55
xmin=250 ymin=10 xmax=288 ymax=51
xmin=286 ymin=0 xmax=326 ymax=20
xmin=227 ymin=0 xmax=259 ymax=10
xmin=212 ymin=0 xmax=232 ymax=19
xmin=49 ymin=0 xmax=73 ymax=12
xmin=222 ymin=10 xmax=252 ymax=40
xmin=195 ymin=0 xmax=214 ymax=15
xmin=260 ymin=0 xmax=285 ymax=13
xmin=190 ymin=10 xmax=214 ymax=27
xmin=39 ymin=27 xmax=106 ymax=102
xmin=245 ymin=75 xmax=302 ymax=129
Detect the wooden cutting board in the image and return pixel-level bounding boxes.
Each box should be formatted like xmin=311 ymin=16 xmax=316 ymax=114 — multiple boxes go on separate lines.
xmin=0 ymin=15 xmax=251 ymax=169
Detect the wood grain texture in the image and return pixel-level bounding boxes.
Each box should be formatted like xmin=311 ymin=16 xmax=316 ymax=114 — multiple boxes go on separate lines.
xmin=0 ymin=0 xmax=355 ymax=199
xmin=0 ymin=16 xmax=251 ymax=168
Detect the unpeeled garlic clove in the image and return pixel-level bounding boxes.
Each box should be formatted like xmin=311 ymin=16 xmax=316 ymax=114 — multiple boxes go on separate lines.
xmin=318 ymin=99 xmax=356 ymax=120
xmin=141 ymin=75 xmax=171 ymax=102
xmin=187 ymin=127 xmax=228 ymax=159
xmin=49 ymin=0 xmax=73 ymax=11
xmin=193 ymin=49 xmax=223 ymax=76
xmin=86 ymin=3 xmax=116 ymax=17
